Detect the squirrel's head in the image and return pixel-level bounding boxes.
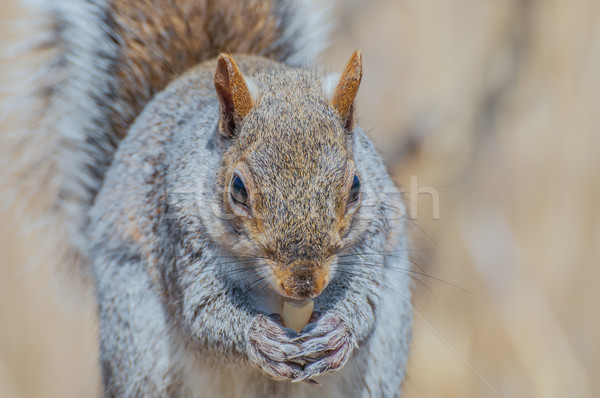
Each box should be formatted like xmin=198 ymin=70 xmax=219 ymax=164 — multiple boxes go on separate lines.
xmin=212 ymin=52 xmax=364 ymax=300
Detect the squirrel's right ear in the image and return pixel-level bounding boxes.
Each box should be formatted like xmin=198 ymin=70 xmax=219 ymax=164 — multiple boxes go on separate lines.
xmin=214 ymin=54 xmax=259 ymax=137
xmin=323 ymin=50 xmax=363 ymax=131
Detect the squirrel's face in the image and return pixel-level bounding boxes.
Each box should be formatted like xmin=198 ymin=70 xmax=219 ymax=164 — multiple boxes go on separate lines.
xmin=212 ymin=53 xmax=364 ymax=300
xmin=221 ymin=128 xmax=361 ymax=300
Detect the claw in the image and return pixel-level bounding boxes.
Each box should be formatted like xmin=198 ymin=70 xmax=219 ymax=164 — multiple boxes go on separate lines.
xmin=288 ymin=337 xmax=329 ymax=360
xmin=296 ymin=343 xmax=352 ymax=382
xmin=291 ymin=316 xmax=338 ymax=343
xmin=287 ymin=346 xmax=325 ymax=361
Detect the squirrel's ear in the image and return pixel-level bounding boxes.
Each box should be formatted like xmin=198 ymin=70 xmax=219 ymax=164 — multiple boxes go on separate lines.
xmin=214 ymin=53 xmax=258 ymax=137
xmin=327 ymin=50 xmax=362 ymax=131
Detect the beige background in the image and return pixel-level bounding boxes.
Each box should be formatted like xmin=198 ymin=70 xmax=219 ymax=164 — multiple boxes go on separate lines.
xmin=1 ymin=0 xmax=599 ymax=397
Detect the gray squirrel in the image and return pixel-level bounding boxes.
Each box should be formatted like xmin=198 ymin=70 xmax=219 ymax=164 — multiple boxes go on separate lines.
xmin=1 ymin=0 xmax=413 ymax=396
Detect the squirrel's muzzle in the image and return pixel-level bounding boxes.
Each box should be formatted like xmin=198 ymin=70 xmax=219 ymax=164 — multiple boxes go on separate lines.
xmin=275 ymin=260 xmax=329 ymax=299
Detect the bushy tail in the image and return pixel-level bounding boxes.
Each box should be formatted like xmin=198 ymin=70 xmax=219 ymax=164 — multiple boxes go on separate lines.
xmin=0 ymin=0 xmax=329 ymax=266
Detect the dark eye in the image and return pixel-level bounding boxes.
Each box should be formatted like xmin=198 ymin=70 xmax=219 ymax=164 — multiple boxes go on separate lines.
xmin=348 ymin=174 xmax=360 ymax=205
xmin=230 ymin=174 xmax=248 ymax=207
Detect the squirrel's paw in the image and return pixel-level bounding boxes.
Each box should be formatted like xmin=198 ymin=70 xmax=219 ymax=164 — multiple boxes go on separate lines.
xmin=290 ymin=312 xmax=358 ymax=383
xmin=247 ymin=314 xmax=304 ymax=381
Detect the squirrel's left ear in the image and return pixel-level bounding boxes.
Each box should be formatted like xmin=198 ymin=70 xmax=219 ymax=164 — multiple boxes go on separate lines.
xmin=323 ymin=50 xmax=363 ymax=131
xmin=214 ymin=53 xmax=259 ymax=137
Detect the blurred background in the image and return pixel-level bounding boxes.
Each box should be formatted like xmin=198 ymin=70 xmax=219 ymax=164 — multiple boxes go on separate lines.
xmin=1 ymin=0 xmax=599 ymax=397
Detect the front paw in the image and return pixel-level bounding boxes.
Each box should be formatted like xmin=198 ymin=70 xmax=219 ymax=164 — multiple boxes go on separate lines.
xmin=290 ymin=312 xmax=358 ymax=382
xmin=247 ymin=314 xmax=303 ymax=381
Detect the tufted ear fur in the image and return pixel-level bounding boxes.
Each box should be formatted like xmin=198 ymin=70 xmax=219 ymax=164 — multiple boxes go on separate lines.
xmin=327 ymin=50 xmax=362 ymax=131
xmin=214 ymin=53 xmax=258 ymax=137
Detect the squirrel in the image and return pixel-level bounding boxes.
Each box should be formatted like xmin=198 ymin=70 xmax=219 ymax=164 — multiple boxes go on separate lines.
xmin=1 ymin=0 xmax=413 ymax=396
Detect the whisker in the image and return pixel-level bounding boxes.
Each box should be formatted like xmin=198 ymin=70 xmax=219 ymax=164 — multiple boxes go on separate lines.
xmin=336 ymin=262 xmax=434 ymax=297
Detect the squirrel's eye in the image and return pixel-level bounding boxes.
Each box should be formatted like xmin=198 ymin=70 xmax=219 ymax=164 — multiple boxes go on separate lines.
xmin=230 ymin=174 xmax=248 ymax=207
xmin=348 ymin=174 xmax=361 ymax=205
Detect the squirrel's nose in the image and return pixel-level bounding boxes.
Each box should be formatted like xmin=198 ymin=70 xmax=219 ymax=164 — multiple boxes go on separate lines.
xmin=278 ymin=261 xmax=328 ymax=299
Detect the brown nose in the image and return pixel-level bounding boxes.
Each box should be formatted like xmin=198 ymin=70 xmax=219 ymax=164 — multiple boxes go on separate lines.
xmin=278 ymin=261 xmax=328 ymax=299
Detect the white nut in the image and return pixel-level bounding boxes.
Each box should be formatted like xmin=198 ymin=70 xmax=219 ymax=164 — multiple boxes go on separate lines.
xmin=281 ymin=299 xmax=314 ymax=333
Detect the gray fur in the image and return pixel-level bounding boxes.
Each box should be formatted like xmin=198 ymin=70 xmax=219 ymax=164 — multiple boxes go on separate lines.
xmin=2 ymin=1 xmax=412 ymax=396
xmin=88 ymin=57 xmax=412 ymax=397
